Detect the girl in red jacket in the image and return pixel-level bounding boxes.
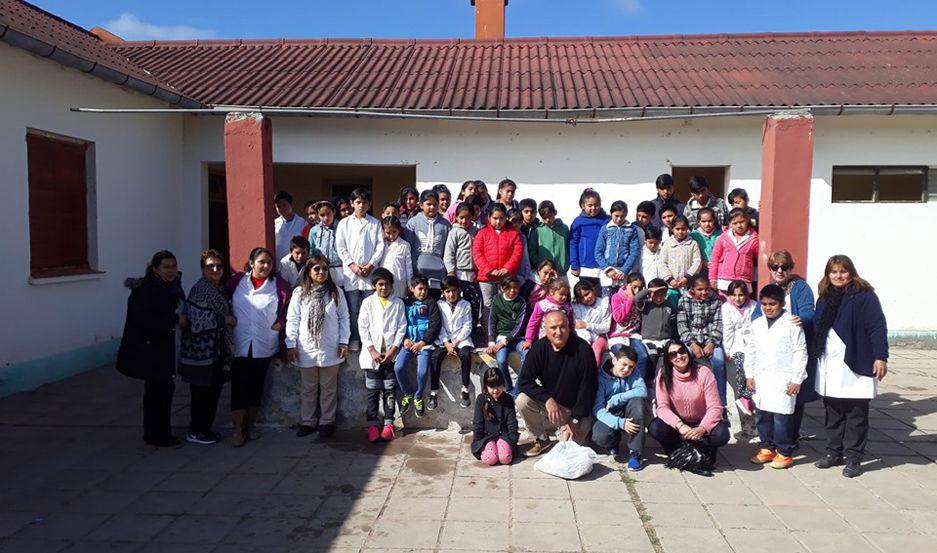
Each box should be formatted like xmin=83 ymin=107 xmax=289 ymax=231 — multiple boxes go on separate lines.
xmin=473 ymin=203 xmax=523 ymax=334
xmin=708 ymin=208 xmax=759 ymax=295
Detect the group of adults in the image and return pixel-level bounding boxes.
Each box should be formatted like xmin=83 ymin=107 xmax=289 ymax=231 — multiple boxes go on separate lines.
xmin=513 ymin=251 xmax=888 ymax=478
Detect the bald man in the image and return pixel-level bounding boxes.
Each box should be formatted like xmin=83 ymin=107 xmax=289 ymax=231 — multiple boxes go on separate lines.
xmin=516 ymin=310 xmax=598 ymax=456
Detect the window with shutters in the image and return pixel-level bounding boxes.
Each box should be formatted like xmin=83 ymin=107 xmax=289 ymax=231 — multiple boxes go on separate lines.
xmin=26 ymin=130 xmax=97 ymax=278
xmin=831 ymin=166 xmax=928 ymax=203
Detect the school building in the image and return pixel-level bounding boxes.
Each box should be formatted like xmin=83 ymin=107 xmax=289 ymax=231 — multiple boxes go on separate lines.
xmin=2 ymin=0 xmax=936 ymax=395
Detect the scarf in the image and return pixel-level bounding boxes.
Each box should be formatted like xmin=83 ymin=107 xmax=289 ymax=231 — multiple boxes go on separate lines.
xmin=812 ymin=285 xmax=845 ymax=359
xmin=183 ymin=278 xmax=232 ymax=362
xmin=302 ymin=283 xmax=329 ymax=345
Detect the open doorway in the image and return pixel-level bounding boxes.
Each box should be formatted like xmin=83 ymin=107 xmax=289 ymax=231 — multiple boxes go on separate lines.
xmin=206 ymin=163 xmax=417 ymax=259
xmin=671 ymin=166 xmax=728 ymax=203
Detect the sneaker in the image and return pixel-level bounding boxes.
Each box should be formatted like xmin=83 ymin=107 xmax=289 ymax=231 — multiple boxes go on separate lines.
xmin=427 ymin=393 xmax=438 ymax=411
xmin=814 ymin=454 xmax=844 ymax=469
xmin=399 ymin=395 xmax=413 ymax=416
xmin=460 ymin=390 xmax=471 ymax=408
xmin=414 ymin=398 xmax=425 ymax=418
xmin=185 ymin=431 xmax=218 ymax=445
xmin=842 ymin=461 xmax=862 ymax=478
xmin=751 ymin=448 xmax=776 ymax=464
xmin=523 ymin=438 xmax=552 ymax=457
xmin=380 ymin=423 xmax=396 ymax=441
xmin=735 ymin=397 xmax=755 ymax=417
xmin=316 ymin=424 xmax=336 ymax=439
xmin=627 ymin=451 xmax=644 ymax=471
xmin=367 ymin=425 xmax=380 ymax=443
xmin=771 ymin=453 xmax=794 ymax=469
xmin=296 ymin=425 xmax=317 ymax=438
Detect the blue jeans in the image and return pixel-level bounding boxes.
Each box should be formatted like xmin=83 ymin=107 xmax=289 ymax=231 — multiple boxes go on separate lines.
xmin=394 ymin=347 xmax=432 ymax=399
xmin=610 ymin=339 xmax=649 ymax=382
xmin=494 ymin=339 xmax=527 ymax=396
xmin=344 ymin=289 xmax=373 ymax=343
xmin=693 ymin=346 xmax=727 ymax=407
xmin=757 ymin=409 xmax=795 ymax=456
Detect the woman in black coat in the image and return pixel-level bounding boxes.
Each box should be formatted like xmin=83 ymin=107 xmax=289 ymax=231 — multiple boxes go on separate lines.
xmin=472 ymin=367 xmax=520 ymax=465
xmin=117 ymin=250 xmax=186 ymax=448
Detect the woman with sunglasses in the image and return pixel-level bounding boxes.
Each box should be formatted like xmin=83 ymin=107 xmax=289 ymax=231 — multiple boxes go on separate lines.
xmin=754 ymin=250 xmax=817 ymax=448
xmin=179 ymin=250 xmax=236 ymax=445
xmin=648 ymin=340 xmax=730 ymax=470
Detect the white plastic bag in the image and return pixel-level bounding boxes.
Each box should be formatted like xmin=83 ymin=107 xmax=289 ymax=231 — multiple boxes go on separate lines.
xmin=533 ymin=440 xmax=598 ymax=479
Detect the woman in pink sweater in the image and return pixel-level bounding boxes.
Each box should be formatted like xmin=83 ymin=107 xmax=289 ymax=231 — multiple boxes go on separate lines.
xmin=708 ymin=208 xmax=759 ymax=294
xmin=648 ymin=340 xmax=730 ymax=467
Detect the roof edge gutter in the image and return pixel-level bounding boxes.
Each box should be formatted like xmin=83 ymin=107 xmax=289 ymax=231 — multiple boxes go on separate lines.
xmin=1 ymin=25 xmax=204 ymax=109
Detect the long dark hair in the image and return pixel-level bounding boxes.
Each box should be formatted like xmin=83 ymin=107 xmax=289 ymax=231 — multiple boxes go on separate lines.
xmin=146 ymin=250 xmax=177 ymax=280
xmin=817 ymin=254 xmax=873 ymax=300
xmin=482 ymin=367 xmax=505 ymax=422
xmin=659 ymin=339 xmax=698 ymax=393
xmin=243 ymin=247 xmax=275 ymax=277
xmin=813 ymin=254 xmax=874 ymax=359
xmin=299 ymin=254 xmax=340 ymax=303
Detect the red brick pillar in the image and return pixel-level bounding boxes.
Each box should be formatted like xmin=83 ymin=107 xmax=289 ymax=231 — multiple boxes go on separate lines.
xmin=759 ymin=111 xmax=815 ymax=282
xmin=223 ymin=113 xmax=274 ymax=271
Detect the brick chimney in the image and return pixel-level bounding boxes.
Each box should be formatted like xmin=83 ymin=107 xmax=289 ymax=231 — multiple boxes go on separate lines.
xmin=471 ymin=0 xmax=508 ymax=40
xmin=90 ymin=27 xmax=125 ymax=44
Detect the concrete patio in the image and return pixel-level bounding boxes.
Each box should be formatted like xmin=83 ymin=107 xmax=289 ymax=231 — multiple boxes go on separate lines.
xmin=1 ymin=349 xmax=936 ymax=552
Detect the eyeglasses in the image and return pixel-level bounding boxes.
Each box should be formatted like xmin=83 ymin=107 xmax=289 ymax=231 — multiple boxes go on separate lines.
xmin=205 ymin=264 xmax=224 ymax=270
xmin=667 ymin=347 xmax=689 ymax=358
xmin=769 ymin=264 xmax=792 ymax=272
xmin=311 ymin=266 xmax=329 ymax=273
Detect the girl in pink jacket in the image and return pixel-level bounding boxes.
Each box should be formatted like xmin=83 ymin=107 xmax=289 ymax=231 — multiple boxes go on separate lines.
xmin=524 ymin=277 xmax=574 ymax=346
xmin=708 ymin=208 xmax=759 ymax=294
xmin=609 ymin=273 xmax=651 ymax=379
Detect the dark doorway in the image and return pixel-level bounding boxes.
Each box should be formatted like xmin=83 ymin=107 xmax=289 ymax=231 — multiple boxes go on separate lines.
xmin=207 ymin=169 xmax=229 ymax=261
xmin=671 ymin=166 xmax=728 ymax=203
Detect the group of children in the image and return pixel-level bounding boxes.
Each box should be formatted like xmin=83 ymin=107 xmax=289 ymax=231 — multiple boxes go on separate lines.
xmin=277 ymin=176 xmax=810 ymax=471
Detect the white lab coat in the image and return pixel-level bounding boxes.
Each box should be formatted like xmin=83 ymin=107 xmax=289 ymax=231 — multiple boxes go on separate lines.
xmin=722 ymin=300 xmax=756 ymax=358
xmin=815 ymin=330 xmax=877 ymax=400
xmin=572 ymin=298 xmax=611 ymax=343
xmin=436 ymin=299 xmax=473 ymax=349
xmin=279 ymin=254 xmax=304 ymax=289
xmin=744 ymin=311 xmax=807 ymax=415
xmin=284 ymin=287 xmax=350 ymax=368
xmin=336 ymin=214 xmax=386 ymax=292
xmin=379 ymin=238 xmax=414 ymax=299
xmin=357 ymin=294 xmax=406 ymax=369
xmin=231 ymin=277 xmax=281 ymax=358
xmin=274 ymin=215 xmax=308 ymax=262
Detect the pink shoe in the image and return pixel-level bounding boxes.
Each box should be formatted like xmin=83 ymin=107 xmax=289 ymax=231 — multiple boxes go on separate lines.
xmin=367 ymin=425 xmax=380 ymax=443
xmin=736 ymin=397 xmax=755 ymax=417
xmin=380 ymin=423 xmax=396 ymax=441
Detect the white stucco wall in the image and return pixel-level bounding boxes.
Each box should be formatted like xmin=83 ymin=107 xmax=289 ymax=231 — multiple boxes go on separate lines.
xmin=181 ymin=112 xmax=936 ymax=336
xmin=0 ymin=43 xmax=193 ymax=368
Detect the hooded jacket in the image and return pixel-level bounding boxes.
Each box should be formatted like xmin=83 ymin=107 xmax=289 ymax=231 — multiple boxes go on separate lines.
xmin=592 ymin=360 xmax=648 ymax=430
xmin=708 ymin=229 xmax=759 ymax=285
xmin=569 ymin=209 xmax=610 ymax=271
xmin=405 ymin=212 xmax=452 ymax=289
xmin=117 ymin=274 xmax=185 ymax=380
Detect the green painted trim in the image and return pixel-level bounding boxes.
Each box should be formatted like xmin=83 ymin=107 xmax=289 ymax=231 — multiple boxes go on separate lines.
xmin=0 ymin=340 xmax=118 ymax=397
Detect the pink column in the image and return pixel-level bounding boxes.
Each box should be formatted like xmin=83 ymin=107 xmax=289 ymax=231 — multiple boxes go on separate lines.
xmin=759 ymin=112 xmax=815 ymax=280
xmin=223 ymin=113 xmax=274 ymax=270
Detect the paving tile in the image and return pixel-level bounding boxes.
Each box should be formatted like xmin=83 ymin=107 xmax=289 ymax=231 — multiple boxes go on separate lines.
xmin=773 ymin=506 xmax=853 ymax=533
xmin=455 ymin=458 xmax=509 ymax=478
xmin=508 ymin=521 xmax=581 ymax=552
xmin=812 ymin=484 xmax=884 ymax=509
xmin=0 ymin=513 xmax=43 ymax=538
xmin=707 ymin=503 xmax=784 ymax=530
xmin=446 ymin=497 xmax=509 ymax=522
xmin=579 ymin=524 xmax=655 ymax=553
xmin=127 ymin=491 xmax=204 ymax=515
xmin=635 ymin=481 xmax=698 ymax=504
xmin=85 ymin=513 xmax=175 ymax=542
xmin=568 ymin=480 xmax=628 ymax=501
xmin=573 ymin=499 xmax=643 ymax=528
xmin=509 ymin=458 xmax=556 ymax=479
xmin=382 ymin=495 xmax=448 ymax=520
xmin=686 ymin=477 xmax=762 ymax=505
xmin=11 ymin=513 xmax=110 ymax=541
xmin=643 ymin=502 xmax=714 ymax=528
xmin=153 ymin=471 xmax=226 ymax=493
xmin=152 ymin=514 xmax=240 ymax=544
xmin=723 ymin=528 xmax=808 ymax=552
xmin=512 ymin=498 xmax=576 ymax=524
xmin=654 ymin=526 xmax=729 ymax=552
xmin=311 ymin=494 xmax=386 ymax=522
xmin=221 ymin=516 xmax=312 ymax=547
xmin=365 ymin=517 xmax=441 ymax=549
xmin=794 ymin=531 xmax=881 ymax=553
xmin=838 ymin=507 xmax=921 ymax=534
xmin=439 ymin=521 xmax=509 ymax=550
xmin=59 ymin=541 xmax=142 ymax=553
xmin=511 ymin=476 xmax=569 ymax=499
xmin=451 ymin=476 xmax=509 ymax=498
xmin=864 ymin=532 xmax=937 ymax=553
xmin=213 ymin=473 xmax=283 ymax=494
xmin=391 ymin=476 xmax=454 ymax=498
xmin=0 ymin=538 xmax=72 ymax=553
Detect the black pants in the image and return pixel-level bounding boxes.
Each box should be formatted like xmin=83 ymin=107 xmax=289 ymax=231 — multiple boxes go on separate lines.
xmin=792 ymin=401 xmax=806 ymax=439
xmin=230 ymin=355 xmax=271 ymax=411
xmin=365 ymin=363 xmax=397 ymax=426
xmin=648 ymin=417 xmax=730 ymax=454
xmin=459 ymin=280 xmax=482 ymax=330
xmin=431 ymin=345 xmax=474 ymax=390
xmin=823 ymin=396 xmax=870 ymax=463
xmin=189 ymin=367 xmax=226 ymax=435
xmin=592 ymin=397 xmax=646 ymax=454
xmin=143 ymin=375 xmax=175 ymax=443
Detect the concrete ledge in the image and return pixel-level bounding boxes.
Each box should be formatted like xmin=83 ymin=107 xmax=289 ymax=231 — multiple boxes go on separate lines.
xmin=259 ymin=350 xmax=523 ymax=430
xmin=1 ymin=339 xmax=118 ymax=397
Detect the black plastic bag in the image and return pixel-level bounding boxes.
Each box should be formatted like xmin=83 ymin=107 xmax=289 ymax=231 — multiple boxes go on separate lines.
xmin=664 ymin=440 xmax=716 ymax=476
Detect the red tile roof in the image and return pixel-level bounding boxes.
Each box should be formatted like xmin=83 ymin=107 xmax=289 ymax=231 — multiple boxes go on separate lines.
xmin=0 ymin=0 xmax=201 ymax=106
xmin=111 ymin=31 xmax=937 ymax=110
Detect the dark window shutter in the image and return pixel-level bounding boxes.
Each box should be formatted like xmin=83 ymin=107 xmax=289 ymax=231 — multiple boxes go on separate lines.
xmin=27 ymin=133 xmax=89 ymax=277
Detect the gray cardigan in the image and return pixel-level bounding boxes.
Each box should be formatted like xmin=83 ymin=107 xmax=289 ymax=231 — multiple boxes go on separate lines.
xmin=444 ymin=226 xmax=477 ymax=275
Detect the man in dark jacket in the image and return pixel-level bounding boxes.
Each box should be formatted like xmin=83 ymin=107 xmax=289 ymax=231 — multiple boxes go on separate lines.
xmin=517 ymin=311 xmax=598 ymax=456
xmin=650 ymin=174 xmax=686 ymax=227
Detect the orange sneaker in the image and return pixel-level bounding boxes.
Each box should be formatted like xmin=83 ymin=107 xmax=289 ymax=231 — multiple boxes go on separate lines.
xmin=771 ymin=453 xmax=794 ymax=469
xmin=751 ymin=448 xmax=775 ymax=464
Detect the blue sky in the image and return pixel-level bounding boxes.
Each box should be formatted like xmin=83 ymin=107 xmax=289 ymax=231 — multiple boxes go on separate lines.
xmin=34 ymin=0 xmax=937 ymax=40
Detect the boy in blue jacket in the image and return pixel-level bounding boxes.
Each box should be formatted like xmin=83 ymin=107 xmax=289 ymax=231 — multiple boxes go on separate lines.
xmin=592 ymin=345 xmax=647 ymax=471
xmin=594 ymin=200 xmax=641 ymax=297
